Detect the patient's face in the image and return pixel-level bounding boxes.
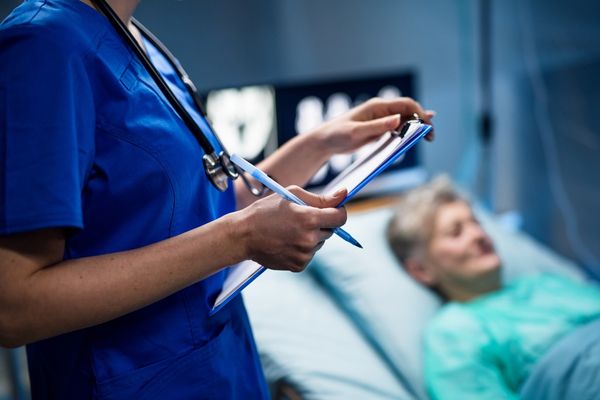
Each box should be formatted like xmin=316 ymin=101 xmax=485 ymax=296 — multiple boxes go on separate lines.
xmin=423 ymin=201 xmax=501 ymax=298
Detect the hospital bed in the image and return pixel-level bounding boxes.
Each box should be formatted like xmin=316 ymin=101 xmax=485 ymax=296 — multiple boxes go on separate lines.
xmin=243 ymin=198 xmax=586 ymax=400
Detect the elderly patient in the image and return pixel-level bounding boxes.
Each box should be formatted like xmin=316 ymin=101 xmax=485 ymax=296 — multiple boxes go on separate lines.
xmin=386 ymin=177 xmax=600 ymax=399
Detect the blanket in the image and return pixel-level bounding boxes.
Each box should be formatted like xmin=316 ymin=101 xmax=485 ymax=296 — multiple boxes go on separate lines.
xmin=520 ymin=319 xmax=600 ymax=400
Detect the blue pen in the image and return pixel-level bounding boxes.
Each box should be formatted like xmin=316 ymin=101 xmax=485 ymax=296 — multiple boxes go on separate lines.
xmin=230 ymin=154 xmax=362 ymax=249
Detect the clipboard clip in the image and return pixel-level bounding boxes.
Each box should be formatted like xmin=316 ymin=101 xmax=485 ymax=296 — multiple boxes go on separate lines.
xmin=393 ymin=113 xmax=425 ymax=139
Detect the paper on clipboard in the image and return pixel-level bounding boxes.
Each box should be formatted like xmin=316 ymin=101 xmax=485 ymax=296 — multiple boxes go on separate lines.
xmin=210 ymin=260 xmax=265 ymax=316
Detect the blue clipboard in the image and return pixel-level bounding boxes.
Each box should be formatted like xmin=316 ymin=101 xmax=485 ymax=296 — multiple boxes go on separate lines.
xmin=325 ymin=120 xmax=432 ymax=206
xmin=210 ymin=261 xmax=266 ymax=316
xmin=210 ymin=119 xmax=431 ymax=315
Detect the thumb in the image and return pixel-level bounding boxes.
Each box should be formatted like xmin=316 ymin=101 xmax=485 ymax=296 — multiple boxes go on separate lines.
xmin=289 ymin=186 xmax=347 ymax=208
xmin=322 ymin=187 xmax=348 ymax=208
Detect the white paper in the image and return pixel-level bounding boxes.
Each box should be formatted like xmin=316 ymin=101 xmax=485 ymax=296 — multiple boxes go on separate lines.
xmin=212 ymin=260 xmax=265 ymax=310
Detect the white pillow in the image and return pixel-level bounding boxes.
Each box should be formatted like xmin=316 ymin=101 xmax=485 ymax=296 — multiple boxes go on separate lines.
xmin=244 ymin=268 xmax=414 ymax=400
xmin=475 ymin=207 xmax=583 ymax=282
xmin=309 ymin=208 xmax=437 ymax=399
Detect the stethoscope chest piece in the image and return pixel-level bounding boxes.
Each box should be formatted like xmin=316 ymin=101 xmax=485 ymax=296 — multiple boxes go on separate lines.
xmin=203 ymin=152 xmax=239 ymax=192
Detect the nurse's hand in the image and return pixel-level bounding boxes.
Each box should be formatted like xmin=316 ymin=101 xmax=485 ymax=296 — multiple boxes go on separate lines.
xmin=309 ymin=97 xmax=436 ymax=156
xmin=235 ymin=186 xmax=348 ymax=272
xmin=235 ymin=96 xmax=435 ymax=209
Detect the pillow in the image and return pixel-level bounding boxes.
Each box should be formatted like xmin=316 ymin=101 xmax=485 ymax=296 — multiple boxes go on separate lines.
xmin=243 ymin=268 xmax=413 ymax=400
xmin=309 ymin=206 xmax=585 ymax=399
xmin=475 ymin=207 xmax=583 ymax=282
xmin=309 ymin=207 xmax=437 ymax=399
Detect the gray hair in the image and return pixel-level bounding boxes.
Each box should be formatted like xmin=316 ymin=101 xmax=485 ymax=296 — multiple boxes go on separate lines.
xmin=386 ymin=175 xmax=465 ymax=264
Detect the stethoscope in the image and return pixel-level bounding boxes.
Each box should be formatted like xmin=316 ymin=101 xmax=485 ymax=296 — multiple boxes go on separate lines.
xmin=90 ymin=0 xmax=266 ymax=195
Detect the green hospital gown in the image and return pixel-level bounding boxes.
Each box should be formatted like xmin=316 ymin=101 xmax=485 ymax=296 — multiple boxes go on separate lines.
xmin=424 ymin=273 xmax=600 ymax=399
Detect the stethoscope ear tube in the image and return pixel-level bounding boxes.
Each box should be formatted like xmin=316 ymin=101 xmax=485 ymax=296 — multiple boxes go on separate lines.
xmin=90 ymin=0 xmax=241 ymax=192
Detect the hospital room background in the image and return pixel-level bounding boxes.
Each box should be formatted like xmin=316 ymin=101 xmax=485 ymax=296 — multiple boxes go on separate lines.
xmin=1 ymin=0 xmax=599 ymax=398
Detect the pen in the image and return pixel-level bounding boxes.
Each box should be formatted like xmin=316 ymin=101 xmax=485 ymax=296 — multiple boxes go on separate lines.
xmin=230 ymin=154 xmax=363 ymax=249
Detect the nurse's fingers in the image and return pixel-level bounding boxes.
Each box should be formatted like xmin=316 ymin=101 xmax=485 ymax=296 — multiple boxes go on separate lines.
xmin=288 ymin=185 xmax=348 ymax=209
xmin=424 ymin=110 xmax=436 ymax=141
xmin=313 ymin=240 xmax=327 ymax=253
xmin=359 ymin=97 xmax=428 ymax=122
xmin=318 ymin=229 xmax=334 ymax=242
xmin=312 ymin=207 xmax=348 ymax=229
xmin=357 ymin=97 xmax=436 ymax=141
xmin=349 ymin=114 xmax=402 ymax=145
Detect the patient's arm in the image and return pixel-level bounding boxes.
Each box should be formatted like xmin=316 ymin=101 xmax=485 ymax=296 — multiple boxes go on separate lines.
xmin=424 ymin=307 xmax=518 ymax=400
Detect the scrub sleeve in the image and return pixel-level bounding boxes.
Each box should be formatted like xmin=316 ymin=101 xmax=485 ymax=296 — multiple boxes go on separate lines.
xmin=0 ymin=1 xmax=269 ymax=399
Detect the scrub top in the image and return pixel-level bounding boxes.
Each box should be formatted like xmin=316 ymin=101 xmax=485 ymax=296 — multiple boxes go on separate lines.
xmin=0 ymin=1 xmax=269 ymax=399
xmin=424 ymin=273 xmax=600 ymax=400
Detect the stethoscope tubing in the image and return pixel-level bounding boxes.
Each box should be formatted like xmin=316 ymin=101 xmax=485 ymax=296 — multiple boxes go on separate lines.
xmin=90 ymin=0 xmax=271 ymax=194
xmin=91 ymin=0 xmax=217 ymax=157
xmin=129 ymin=19 xmax=271 ymax=195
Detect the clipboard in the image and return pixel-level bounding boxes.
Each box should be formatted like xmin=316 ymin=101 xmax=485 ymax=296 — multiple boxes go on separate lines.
xmin=210 ymin=118 xmax=432 ymax=315
xmin=320 ymin=117 xmax=432 ymax=205
xmin=210 ymin=260 xmax=266 ymax=315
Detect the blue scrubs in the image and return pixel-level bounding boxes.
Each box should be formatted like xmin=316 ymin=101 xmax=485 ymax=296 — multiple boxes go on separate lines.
xmin=0 ymin=1 xmax=269 ymax=399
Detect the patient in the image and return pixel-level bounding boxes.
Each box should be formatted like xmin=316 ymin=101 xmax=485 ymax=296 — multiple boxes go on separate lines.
xmin=386 ymin=176 xmax=600 ymax=399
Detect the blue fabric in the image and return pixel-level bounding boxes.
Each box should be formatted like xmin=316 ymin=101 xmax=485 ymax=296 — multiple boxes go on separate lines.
xmin=0 ymin=1 xmax=268 ymax=399
xmin=520 ymin=319 xmax=600 ymax=400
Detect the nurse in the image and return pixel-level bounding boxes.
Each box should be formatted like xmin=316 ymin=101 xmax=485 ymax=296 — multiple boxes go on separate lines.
xmin=0 ymin=0 xmax=434 ymax=398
